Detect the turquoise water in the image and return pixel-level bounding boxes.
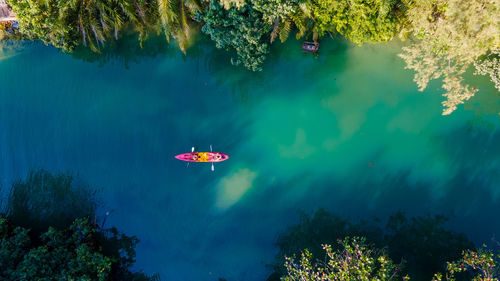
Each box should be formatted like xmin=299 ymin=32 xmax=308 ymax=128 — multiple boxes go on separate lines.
xmin=1 ymin=36 xmax=499 ymax=280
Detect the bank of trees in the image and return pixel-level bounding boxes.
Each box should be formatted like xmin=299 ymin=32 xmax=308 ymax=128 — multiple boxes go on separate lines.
xmin=275 ymin=209 xmax=500 ymax=281
xmin=0 ymin=170 xmax=159 ymax=281
xmin=5 ymin=0 xmax=499 ymax=114
xmin=282 ymin=237 xmax=500 ymax=281
xmin=400 ymin=0 xmax=499 ymax=115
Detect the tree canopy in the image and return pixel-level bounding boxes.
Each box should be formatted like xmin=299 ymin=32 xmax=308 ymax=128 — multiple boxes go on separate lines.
xmin=3 ymin=0 xmax=499 ymax=111
xmin=195 ymin=0 xmax=271 ymax=71
xmin=8 ymin=0 xmax=149 ymax=52
xmin=0 ymin=170 xmax=158 ymax=281
xmin=270 ymin=209 xmax=473 ymax=281
xmin=433 ymin=247 xmax=500 ymax=281
xmin=282 ymin=237 xmax=410 ymax=281
xmin=312 ymin=0 xmax=407 ymax=45
xmin=0 ymin=216 xmax=112 ymax=280
xmin=399 ymin=0 xmax=500 ymax=115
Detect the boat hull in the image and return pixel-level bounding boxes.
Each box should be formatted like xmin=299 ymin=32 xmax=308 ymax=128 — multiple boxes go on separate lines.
xmin=175 ymin=152 xmax=229 ymax=162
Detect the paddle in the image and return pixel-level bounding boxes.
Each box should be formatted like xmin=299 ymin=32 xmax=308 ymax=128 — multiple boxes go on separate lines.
xmin=210 ymin=145 xmax=214 ymax=171
xmin=187 ymin=147 xmax=195 ymax=167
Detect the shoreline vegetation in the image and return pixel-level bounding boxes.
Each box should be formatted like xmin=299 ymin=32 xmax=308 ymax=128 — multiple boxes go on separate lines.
xmin=279 ymin=236 xmax=500 ymax=281
xmin=2 ymin=171 xmax=500 ymax=281
xmin=265 ymin=209 xmax=500 ymax=281
xmin=0 ymin=170 xmax=160 ymax=281
xmin=0 ymin=0 xmax=498 ymax=114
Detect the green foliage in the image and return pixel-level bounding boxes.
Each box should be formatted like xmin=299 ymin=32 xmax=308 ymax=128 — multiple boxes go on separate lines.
xmin=288 ymin=0 xmax=316 ymax=40
xmin=195 ymin=0 xmax=271 ymax=71
xmin=251 ymin=0 xmax=298 ymax=25
xmin=5 ymin=0 xmax=497 ymax=104
xmin=399 ymin=0 xmax=500 ymax=115
xmin=312 ymin=0 xmax=407 ymax=45
xmin=8 ymin=0 xmax=148 ymax=52
xmin=219 ymin=0 xmax=245 ymax=9
xmin=0 ymin=216 xmax=31 ymax=277
xmin=153 ymin=0 xmax=201 ymax=52
xmin=432 ymin=247 xmax=499 ymax=281
xmin=275 ymin=209 xmax=363 ymax=263
xmin=383 ymin=212 xmax=474 ymax=280
xmin=475 ymin=49 xmax=500 ymax=92
xmin=99 ymin=226 xmax=154 ymax=280
xmin=251 ymin=0 xmax=298 ymax=43
xmin=272 ymin=209 xmax=473 ymax=281
xmin=8 ymin=0 xmax=76 ymax=51
xmin=282 ymin=237 xmax=410 ymax=281
xmin=0 ymin=170 xmax=159 ymax=281
xmin=0 ymin=216 xmax=113 ymax=280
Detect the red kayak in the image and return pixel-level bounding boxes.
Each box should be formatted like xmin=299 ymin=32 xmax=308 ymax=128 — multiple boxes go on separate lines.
xmin=175 ymin=152 xmax=229 ymax=163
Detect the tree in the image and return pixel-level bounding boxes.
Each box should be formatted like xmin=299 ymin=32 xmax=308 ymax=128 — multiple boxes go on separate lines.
xmin=312 ymin=0 xmax=407 ymax=45
xmin=475 ymin=49 xmax=500 ymax=92
xmin=0 ymin=216 xmax=112 ymax=280
xmin=8 ymin=0 xmax=77 ymax=51
xmin=195 ymin=0 xmax=271 ymax=71
xmin=383 ymin=212 xmax=473 ymax=281
xmin=270 ymin=209 xmax=473 ymax=281
xmin=432 ymin=247 xmax=499 ymax=281
xmin=282 ymin=237 xmax=410 ymax=281
xmin=399 ymin=0 xmax=500 ymax=115
xmin=153 ymin=0 xmax=202 ymax=52
xmin=8 ymin=0 xmax=148 ymax=52
xmin=251 ymin=0 xmax=302 ymax=43
xmin=0 ymin=170 xmax=158 ymax=281
xmin=251 ymin=0 xmax=297 ymax=25
xmin=219 ymin=0 xmax=245 ymax=9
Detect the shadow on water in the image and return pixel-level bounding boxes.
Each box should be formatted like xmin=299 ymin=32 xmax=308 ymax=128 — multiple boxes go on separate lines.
xmin=198 ymin=35 xmax=350 ymax=106
xmin=68 ymin=30 xmax=238 ymax=71
xmin=3 ymin=169 xmax=98 ymax=236
xmin=67 ymin=30 xmax=350 ymax=106
xmin=70 ymin=30 xmax=174 ymax=68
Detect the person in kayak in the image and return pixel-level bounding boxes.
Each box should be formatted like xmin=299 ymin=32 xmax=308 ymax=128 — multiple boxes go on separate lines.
xmin=198 ymin=152 xmax=209 ymax=161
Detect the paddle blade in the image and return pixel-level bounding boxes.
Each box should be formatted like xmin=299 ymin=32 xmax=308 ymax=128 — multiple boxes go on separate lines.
xmin=211 ymin=163 xmax=214 ymax=171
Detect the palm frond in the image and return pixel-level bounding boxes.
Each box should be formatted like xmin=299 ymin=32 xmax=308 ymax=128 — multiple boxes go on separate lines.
xmin=279 ymin=19 xmax=291 ymax=43
xmin=180 ymin=0 xmax=189 ymax=38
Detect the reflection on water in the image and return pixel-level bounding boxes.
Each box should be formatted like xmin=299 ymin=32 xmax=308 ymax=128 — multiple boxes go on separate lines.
xmin=0 ymin=39 xmax=29 ymax=61
xmin=0 ymin=36 xmax=499 ymax=281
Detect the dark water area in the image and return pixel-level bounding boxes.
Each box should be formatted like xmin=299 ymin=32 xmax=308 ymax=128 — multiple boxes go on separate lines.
xmin=0 ymin=35 xmax=499 ymax=280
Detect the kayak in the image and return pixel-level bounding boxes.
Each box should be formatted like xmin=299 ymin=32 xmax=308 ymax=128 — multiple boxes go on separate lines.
xmin=175 ymin=152 xmax=229 ymax=163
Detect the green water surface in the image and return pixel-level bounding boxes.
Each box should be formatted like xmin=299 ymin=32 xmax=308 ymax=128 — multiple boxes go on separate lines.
xmin=0 ymin=36 xmax=499 ymax=280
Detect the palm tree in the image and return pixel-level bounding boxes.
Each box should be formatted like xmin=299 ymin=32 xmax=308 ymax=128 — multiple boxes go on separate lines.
xmin=156 ymin=0 xmax=201 ymax=53
xmin=290 ymin=0 xmax=317 ymax=41
xmin=69 ymin=0 xmax=146 ymax=52
xmin=269 ymin=0 xmax=317 ymax=43
xmin=8 ymin=0 xmax=148 ymax=52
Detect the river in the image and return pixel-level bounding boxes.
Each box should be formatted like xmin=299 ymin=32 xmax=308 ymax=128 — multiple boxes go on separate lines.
xmin=1 ymin=36 xmax=499 ymax=280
